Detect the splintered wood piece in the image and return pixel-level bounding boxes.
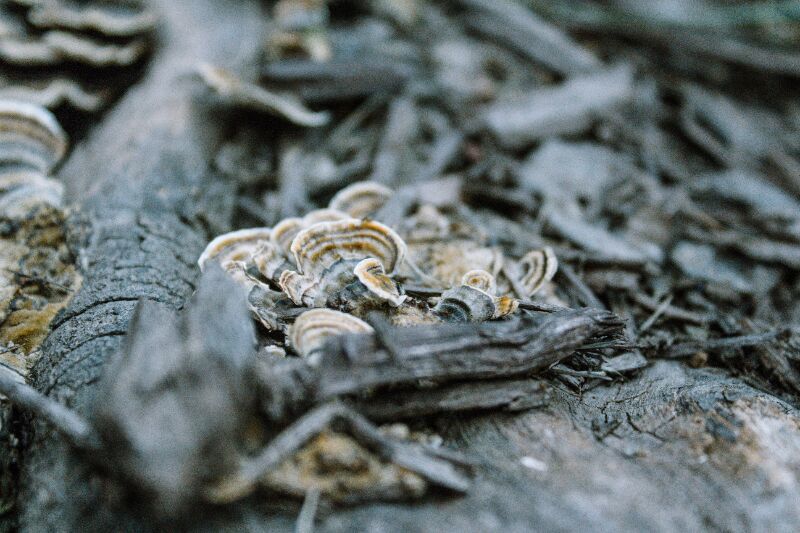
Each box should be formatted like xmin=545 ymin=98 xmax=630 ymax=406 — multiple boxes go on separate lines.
xmin=482 ymin=66 xmax=634 ymax=148
xmin=312 ymin=308 xmax=624 ymax=399
xmin=351 ymin=379 xmax=552 ymax=421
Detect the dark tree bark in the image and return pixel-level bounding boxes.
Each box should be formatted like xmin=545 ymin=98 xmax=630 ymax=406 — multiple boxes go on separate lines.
xmin=17 ymin=1 xmax=266 ymax=530
xmin=13 ymin=1 xmax=800 ymax=531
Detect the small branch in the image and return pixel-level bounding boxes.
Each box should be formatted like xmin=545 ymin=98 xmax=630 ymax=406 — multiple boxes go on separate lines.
xmin=208 ymin=402 xmax=471 ymax=504
xmin=517 ymin=300 xmax=572 ymax=313
xmin=557 ymin=263 xmax=606 ymax=310
xmin=630 ymin=291 xmax=710 ymax=326
xmin=638 ymin=294 xmax=673 ymax=333
xmin=0 ymin=369 xmax=100 ymax=452
xmin=295 ymin=487 xmax=321 ymax=533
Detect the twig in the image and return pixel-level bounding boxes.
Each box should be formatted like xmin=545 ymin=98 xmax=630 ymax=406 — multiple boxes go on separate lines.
xmin=649 ymin=330 xmax=787 ymax=359
xmin=557 ymin=263 xmax=606 ymax=310
xmin=5 ymin=268 xmax=74 ymax=293
xmin=312 ymin=308 xmax=624 ymax=399
xmin=638 ymin=294 xmax=673 ymax=334
xmin=517 ymin=300 xmax=572 ymax=313
xmin=630 ymin=291 xmax=709 ymax=326
xmin=208 ymin=402 xmax=471 ymax=503
xmin=550 ymin=364 xmax=612 ymax=381
xmin=0 ymin=368 xmax=100 ymax=452
xmin=403 ymin=285 xmax=443 ymax=298
xmin=502 ymin=263 xmax=531 ymax=300
xmin=295 ymin=488 xmax=321 ymax=533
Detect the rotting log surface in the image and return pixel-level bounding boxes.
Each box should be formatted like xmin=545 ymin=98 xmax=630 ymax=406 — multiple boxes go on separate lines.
xmin=18 ymin=0 xmax=266 ymax=530
xmin=14 ymin=1 xmax=800 ymax=532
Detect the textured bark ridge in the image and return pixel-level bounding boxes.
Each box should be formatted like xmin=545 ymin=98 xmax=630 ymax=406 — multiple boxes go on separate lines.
xmin=13 ymin=1 xmax=800 ymax=532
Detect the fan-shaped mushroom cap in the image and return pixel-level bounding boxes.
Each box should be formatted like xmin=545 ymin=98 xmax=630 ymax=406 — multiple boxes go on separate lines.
xmin=302 ymin=208 xmax=349 ymax=225
xmin=41 ymin=31 xmax=149 ymax=68
xmin=434 ymin=270 xmax=517 ymax=322
xmin=198 ymin=228 xmax=271 ymax=271
xmin=271 ymin=217 xmax=304 ymax=259
xmin=328 ymin=181 xmax=393 ymax=219
xmin=492 ymin=296 xmax=519 ymax=319
xmin=288 ymin=308 xmax=373 ymax=358
xmin=434 ymin=285 xmax=496 ymax=323
xmin=271 ymin=208 xmax=349 ymax=259
xmin=520 ymin=247 xmax=558 ymax=296
xmin=27 ymin=2 xmax=158 ymax=38
xmin=353 ymin=258 xmax=406 ymax=307
xmin=0 ymin=171 xmax=63 ymax=216
xmin=290 ymin=218 xmax=407 ymax=278
xmin=0 ymin=99 xmax=67 ymax=174
xmin=404 ymin=240 xmax=502 ymax=289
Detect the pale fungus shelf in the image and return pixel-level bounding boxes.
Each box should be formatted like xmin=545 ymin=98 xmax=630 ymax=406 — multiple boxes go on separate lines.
xmin=0 ymin=0 xmax=155 ymax=113
xmin=289 ymin=308 xmax=373 ymax=359
xmin=328 ymin=181 xmax=394 ymax=219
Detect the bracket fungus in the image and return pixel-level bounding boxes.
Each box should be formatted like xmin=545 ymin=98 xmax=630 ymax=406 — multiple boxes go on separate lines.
xmin=271 ymin=208 xmax=348 ymax=259
xmin=434 ymin=270 xmax=518 ymax=322
xmin=328 ymin=181 xmax=393 ymax=219
xmin=289 ymin=308 xmax=373 ymax=359
xmin=520 ymin=246 xmax=559 ymax=297
xmin=0 ymin=98 xmax=68 ymax=174
xmin=251 ymin=241 xmax=290 ymax=282
xmin=200 ymin=179 xmax=561 ymax=352
xmin=280 ymin=218 xmax=407 ymax=309
xmin=193 ymin=166 xmax=571 ymax=425
xmin=353 ymin=257 xmax=406 ymax=307
xmin=290 ymin=218 xmax=406 ymax=276
xmin=26 ymin=1 xmax=158 ymax=38
xmin=0 ymin=98 xmax=67 ymax=215
xmin=0 ymin=0 xmax=155 ymax=112
xmin=197 ymin=227 xmax=272 ymax=279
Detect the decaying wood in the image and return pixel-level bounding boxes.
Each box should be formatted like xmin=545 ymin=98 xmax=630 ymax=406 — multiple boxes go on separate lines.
xmin=15 ymin=0 xmax=266 ymax=530
xmin=5 ymin=0 xmax=800 ymax=531
xmin=311 ymin=309 xmax=621 ymax=399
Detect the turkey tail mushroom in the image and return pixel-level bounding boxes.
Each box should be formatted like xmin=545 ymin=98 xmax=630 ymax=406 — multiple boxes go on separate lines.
xmin=328 ymin=181 xmax=393 ymax=219
xmin=289 ymin=308 xmax=373 ymax=359
xmin=435 ymin=270 xmax=518 ymax=322
xmin=520 ymin=247 xmax=558 ymax=297
xmin=0 ymin=99 xmax=67 ymax=174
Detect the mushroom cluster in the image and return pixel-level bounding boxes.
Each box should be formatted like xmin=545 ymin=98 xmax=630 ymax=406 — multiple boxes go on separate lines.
xmin=200 ymin=181 xmax=558 ymax=359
